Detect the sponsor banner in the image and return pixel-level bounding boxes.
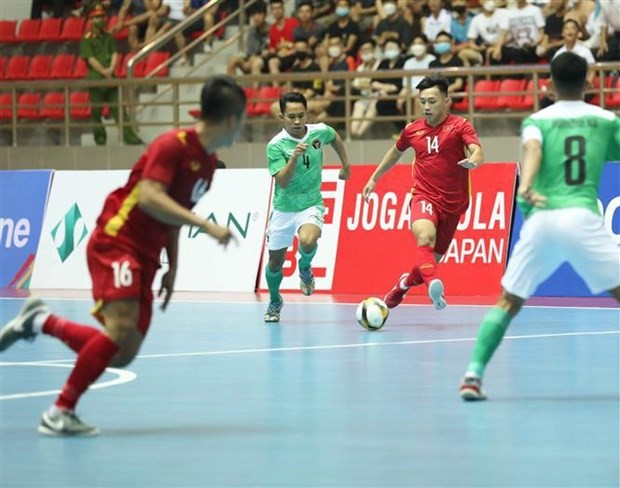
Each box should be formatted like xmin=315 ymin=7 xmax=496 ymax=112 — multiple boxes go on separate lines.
xmin=31 ymin=170 xmax=272 ymax=292
xmin=0 ymin=171 xmax=53 ymax=289
xmin=259 ymin=164 xmax=517 ymax=296
xmin=509 ymin=162 xmax=620 ymax=297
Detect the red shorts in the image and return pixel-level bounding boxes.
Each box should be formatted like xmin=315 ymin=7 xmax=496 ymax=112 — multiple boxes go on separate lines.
xmin=410 ymin=194 xmax=462 ymax=255
xmin=87 ymin=229 xmax=159 ymax=335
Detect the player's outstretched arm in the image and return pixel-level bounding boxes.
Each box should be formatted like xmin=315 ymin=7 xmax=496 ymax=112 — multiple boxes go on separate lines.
xmin=363 ymin=145 xmax=404 ymax=202
xmin=330 ymin=132 xmax=351 ymax=180
xmin=458 ymin=143 xmax=484 ymax=169
xmin=518 ymin=139 xmax=547 ymax=208
xmin=159 ymin=227 xmax=179 ymax=311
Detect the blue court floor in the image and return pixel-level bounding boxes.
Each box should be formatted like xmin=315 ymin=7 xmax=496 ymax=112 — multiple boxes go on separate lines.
xmin=1 ymin=296 xmax=618 ymax=488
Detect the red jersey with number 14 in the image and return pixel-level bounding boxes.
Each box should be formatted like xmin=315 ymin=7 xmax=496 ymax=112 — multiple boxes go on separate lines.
xmin=396 ymin=114 xmax=481 ymax=215
xmin=95 ymin=128 xmax=218 ymax=263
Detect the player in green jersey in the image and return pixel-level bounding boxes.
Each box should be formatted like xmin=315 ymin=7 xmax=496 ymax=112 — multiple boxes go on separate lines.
xmin=459 ymin=51 xmax=620 ymax=401
xmin=264 ymin=92 xmax=351 ymax=323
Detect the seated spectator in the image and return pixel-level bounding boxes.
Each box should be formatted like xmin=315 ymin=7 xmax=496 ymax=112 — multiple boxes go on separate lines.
xmin=113 ymin=0 xmax=157 ymax=52
xmin=147 ymin=1 xmax=191 ymax=66
xmin=537 ymin=0 xmax=568 ymax=60
xmin=295 ymin=0 xmax=334 ymax=25
xmin=565 ymin=0 xmax=595 ymax=33
xmin=227 ymin=1 xmax=269 ymax=87
xmin=351 ymin=0 xmax=377 ymax=33
xmin=182 ymin=0 xmax=218 ymax=50
xmin=423 ymin=0 xmax=452 ymax=42
xmin=81 ymin=4 xmax=143 ymax=145
xmin=450 ymin=0 xmax=477 ymax=65
xmin=31 ymin=0 xmax=73 ymax=18
xmin=374 ymin=0 xmax=414 ymax=49
xmin=374 ymin=39 xmax=406 ymax=130
xmin=398 ymin=34 xmax=435 ymax=116
xmin=490 ymin=0 xmax=545 ymax=65
xmin=324 ymin=0 xmax=362 ymax=58
xmin=82 ymin=0 xmax=123 ymax=16
xmin=350 ymin=39 xmax=381 ymax=138
xmin=466 ymin=0 xmax=504 ymax=65
xmin=293 ymin=1 xmax=327 ymax=53
xmin=308 ymin=36 xmax=356 ymax=120
xmin=429 ymin=31 xmax=464 ymax=97
xmin=266 ymin=0 xmax=299 ymax=85
xmin=582 ymin=2 xmax=602 ymax=51
xmin=596 ymin=0 xmax=620 ymax=61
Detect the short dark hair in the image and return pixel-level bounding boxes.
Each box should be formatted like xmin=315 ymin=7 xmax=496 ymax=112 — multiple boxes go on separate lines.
xmin=249 ymin=1 xmax=267 ymax=15
xmin=413 ymin=34 xmax=429 ymax=44
xmin=297 ymin=1 xmax=314 ymax=10
xmin=360 ymin=38 xmax=376 ymax=49
xmin=562 ymin=18 xmax=581 ymax=30
xmin=270 ymin=0 xmax=284 ymax=6
xmin=279 ymin=91 xmax=307 ymax=113
xmin=199 ymin=75 xmax=247 ymax=122
xmin=551 ymin=51 xmax=587 ymax=98
xmin=435 ymin=31 xmax=453 ymax=41
xmin=416 ymin=75 xmax=450 ymax=95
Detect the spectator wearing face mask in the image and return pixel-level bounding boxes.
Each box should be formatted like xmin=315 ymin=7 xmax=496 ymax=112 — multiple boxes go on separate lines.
xmin=374 ymin=0 xmax=415 ymax=50
xmin=325 ymin=0 xmax=362 ymax=57
xmin=351 ymin=39 xmax=382 ymax=138
xmin=423 ymin=0 xmax=452 ymax=42
xmin=398 ymin=34 xmax=436 ymax=116
xmin=374 ymin=40 xmax=407 ymax=130
xmin=450 ymin=0 xmax=477 ymax=65
xmin=429 ymin=31 xmax=464 ymax=98
xmin=466 ymin=0 xmax=505 ymax=65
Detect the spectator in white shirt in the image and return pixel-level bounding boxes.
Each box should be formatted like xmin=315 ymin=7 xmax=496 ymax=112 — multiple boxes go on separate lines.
xmin=423 ymin=0 xmax=452 ymax=41
xmin=597 ymin=0 xmax=620 ymax=61
xmin=351 ymin=39 xmax=382 ymax=138
xmin=397 ymin=34 xmax=436 ymax=116
xmin=462 ymin=0 xmax=504 ymax=65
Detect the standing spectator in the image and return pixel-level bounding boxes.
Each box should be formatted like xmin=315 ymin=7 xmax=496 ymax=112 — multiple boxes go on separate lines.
xmin=466 ymin=0 xmax=504 ymax=65
xmin=226 ymin=1 xmax=269 ymax=87
xmin=80 ymin=4 xmax=143 ymax=145
xmin=429 ymin=31 xmax=464 ymax=97
xmin=374 ymin=0 xmax=415 ymax=49
xmin=398 ymin=34 xmax=435 ymax=116
xmin=423 ymin=0 xmax=452 ymax=41
xmin=490 ymin=0 xmax=545 ymax=65
xmin=538 ymin=0 xmax=569 ymax=59
xmin=597 ymin=0 xmax=620 ymax=61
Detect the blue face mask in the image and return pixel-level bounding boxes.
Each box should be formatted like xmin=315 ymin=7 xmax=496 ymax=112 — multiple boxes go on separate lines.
xmin=434 ymin=42 xmax=452 ymax=54
xmin=335 ymin=7 xmax=349 ymax=17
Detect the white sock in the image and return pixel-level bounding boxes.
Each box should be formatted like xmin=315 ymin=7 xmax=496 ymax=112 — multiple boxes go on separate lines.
xmin=47 ymin=405 xmax=66 ymax=417
xmin=31 ymin=312 xmax=50 ymax=334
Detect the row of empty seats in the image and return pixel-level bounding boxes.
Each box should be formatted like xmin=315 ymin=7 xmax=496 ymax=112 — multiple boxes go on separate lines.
xmin=1 ymin=91 xmax=96 ymax=120
xmin=0 ymin=51 xmax=171 ymax=80
xmin=0 ymin=16 xmax=130 ymax=44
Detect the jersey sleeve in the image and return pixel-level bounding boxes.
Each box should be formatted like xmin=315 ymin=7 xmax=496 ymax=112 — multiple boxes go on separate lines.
xmin=319 ymin=123 xmax=336 ymax=145
xmin=142 ymin=133 xmax=183 ymax=186
xmin=459 ymin=118 xmax=481 ymax=146
xmin=267 ymin=141 xmax=287 ymax=176
xmin=395 ymin=125 xmax=412 ymax=152
xmin=605 ymin=116 xmax=620 ymax=162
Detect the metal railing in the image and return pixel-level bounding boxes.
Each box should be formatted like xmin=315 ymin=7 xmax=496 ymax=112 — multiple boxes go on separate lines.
xmin=1 ymin=63 xmax=619 ymax=147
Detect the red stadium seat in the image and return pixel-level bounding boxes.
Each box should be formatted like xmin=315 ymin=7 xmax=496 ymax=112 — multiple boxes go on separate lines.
xmin=115 ymin=53 xmax=129 ymax=78
xmin=59 ymin=17 xmax=86 ymax=41
xmin=0 ymin=93 xmax=15 ymax=120
xmin=606 ymin=77 xmax=620 ymax=108
xmin=107 ymin=15 xmax=130 ymax=40
xmin=473 ymin=79 xmax=500 ymax=110
xmin=125 ymin=54 xmax=147 ymax=78
xmin=41 ymin=91 xmax=67 ymax=119
xmin=38 ymin=18 xmax=63 ymax=42
xmin=254 ymin=86 xmax=283 ymax=115
xmin=451 ymin=83 xmax=469 ymax=112
xmin=144 ymin=51 xmax=171 ymax=77
xmin=17 ymin=92 xmax=42 ymax=120
xmin=4 ymin=55 xmax=31 ymax=81
xmin=16 ymin=19 xmax=42 ymax=43
xmin=243 ymin=87 xmax=260 ymax=117
xmin=74 ymin=56 xmax=88 ymax=79
xmin=0 ymin=20 xmax=18 ymax=43
xmin=497 ymin=78 xmax=527 ymax=110
xmin=0 ymin=56 xmax=6 ymax=80
xmin=70 ymin=91 xmax=92 ymax=119
xmin=50 ymin=54 xmax=76 ymax=79
xmin=516 ymin=78 xmax=549 ymax=110
xmin=28 ymin=54 xmax=53 ymax=79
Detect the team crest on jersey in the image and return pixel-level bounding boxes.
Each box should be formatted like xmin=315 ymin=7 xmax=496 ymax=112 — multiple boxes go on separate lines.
xmin=189 ymin=161 xmax=201 ymax=172
xmin=415 ymin=130 xmax=425 ymax=135
xmin=312 ymin=139 xmax=321 ymax=149
xmin=443 ymin=125 xmax=453 ymax=132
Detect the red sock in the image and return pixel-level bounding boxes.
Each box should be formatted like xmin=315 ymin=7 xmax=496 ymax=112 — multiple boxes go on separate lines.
xmin=416 ymin=245 xmax=438 ymax=285
xmin=405 ymin=267 xmax=424 ymax=287
xmin=55 ymin=333 xmax=119 ymax=411
xmin=43 ymin=315 xmax=100 ymax=354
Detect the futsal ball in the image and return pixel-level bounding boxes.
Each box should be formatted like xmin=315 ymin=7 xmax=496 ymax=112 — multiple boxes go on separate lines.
xmin=356 ymin=297 xmax=389 ymax=331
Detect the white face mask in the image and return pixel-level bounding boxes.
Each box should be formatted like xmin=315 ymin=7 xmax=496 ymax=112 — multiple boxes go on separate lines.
xmin=361 ymin=53 xmax=374 ymax=62
xmin=328 ymin=46 xmax=342 ymax=58
xmin=384 ymin=49 xmax=400 ymax=60
xmin=383 ymin=3 xmax=397 ymax=16
xmin=483 ymin=0 xmax=496 ymax=12
xmin=409 ymin=44 xmax=427 ymax=57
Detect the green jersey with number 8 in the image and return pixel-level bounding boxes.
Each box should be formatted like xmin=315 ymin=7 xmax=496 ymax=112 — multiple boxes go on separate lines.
xmin=519 ymin=102 xmax=620 ymax=218
xmin=267 ymin=123 xmax=336 ymax=212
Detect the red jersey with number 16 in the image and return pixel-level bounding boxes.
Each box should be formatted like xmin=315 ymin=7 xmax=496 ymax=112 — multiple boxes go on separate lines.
xmin=396 ymin=114 xmax=481 ymax=215
xmin=95 ymin=128 xmax=218 ymax=263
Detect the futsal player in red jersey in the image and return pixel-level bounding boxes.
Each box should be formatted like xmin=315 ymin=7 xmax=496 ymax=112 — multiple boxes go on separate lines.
xmin=0 ymin=75 xmax=246 ymax=436
xmin=363 ymin=75 xmax=484 ymax=311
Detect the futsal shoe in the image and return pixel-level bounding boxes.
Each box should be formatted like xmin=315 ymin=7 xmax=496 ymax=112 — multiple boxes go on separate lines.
xmin=428 ymin=279 xmax=447 ymax=310
xmin=264 ymin=300 xmax=284 ymax=323
xmin=299 ymin=267 xmax=315 ymax=296
xmin=0 ymin=297 xmax=48 ymax=352
xmin=384 ymin=273 xmax=410 ymax=309
xmin=39 ymin=409 xmax=100 ymax=437
xmin=459 ymin=375 xmax=487 ymax=401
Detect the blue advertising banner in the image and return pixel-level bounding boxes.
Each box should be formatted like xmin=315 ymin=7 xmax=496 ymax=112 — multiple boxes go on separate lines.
xmin=0 ymin=170 xmax=53 ymax=288
xmin=508 ymin=163 xmax=620 ymax=297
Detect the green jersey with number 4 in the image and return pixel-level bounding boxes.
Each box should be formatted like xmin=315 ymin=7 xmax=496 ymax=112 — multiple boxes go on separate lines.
xmin=519 ymin=101 xmax=620 ymax=218
xmin=267 ymin=123 xmax=336 ymax=212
